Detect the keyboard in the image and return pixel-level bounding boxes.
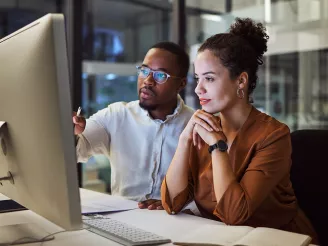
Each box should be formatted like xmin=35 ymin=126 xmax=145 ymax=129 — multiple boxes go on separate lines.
xmin=83 ymin=216 xmax=171 ymax=246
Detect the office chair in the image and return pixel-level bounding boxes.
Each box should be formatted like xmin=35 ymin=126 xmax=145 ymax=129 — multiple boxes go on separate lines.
xmin=290 ymin=129 xmax=328 ymax=246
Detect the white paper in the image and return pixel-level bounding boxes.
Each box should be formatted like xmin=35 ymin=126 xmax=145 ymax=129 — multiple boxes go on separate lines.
xmin=173 ymin=224 xmax=253 ymax=246
xmin=235 ymin=227 xmax=312 ymax=246
xmin=173 ymin=225 xmax=311 ymax=246
xmin=81 ymin=195 xmax=139 ymax=214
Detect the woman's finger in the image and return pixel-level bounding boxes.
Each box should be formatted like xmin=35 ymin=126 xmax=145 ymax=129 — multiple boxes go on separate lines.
xmin=193 ymin=127 xmax=198 ymax=147
xmin=197 ymin=134 xmax=203 ymax=150
xmin=194 ymin=110 xmax=220 ymax=131
xmin=192 ymin=116 xmax=214 ymax=132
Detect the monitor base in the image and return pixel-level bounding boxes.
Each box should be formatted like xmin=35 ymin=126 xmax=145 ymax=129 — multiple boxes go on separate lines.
xmin=0 ymin=223 xmax=55 ymax=245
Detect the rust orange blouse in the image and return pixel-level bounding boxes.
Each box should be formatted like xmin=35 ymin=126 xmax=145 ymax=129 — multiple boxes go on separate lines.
xmin=161 ymin=107 xmax=318 ymax=243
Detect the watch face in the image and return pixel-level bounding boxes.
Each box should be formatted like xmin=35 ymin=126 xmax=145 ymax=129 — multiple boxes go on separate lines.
xmin=208 ymin=140 xmax=228 ymax=154
xmin=218 ymin=140 xmax=228 ymax=151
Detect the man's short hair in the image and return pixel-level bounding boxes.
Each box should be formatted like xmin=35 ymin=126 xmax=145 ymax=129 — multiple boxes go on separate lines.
xmin=151 ymin=41 xmax=190 ymax=78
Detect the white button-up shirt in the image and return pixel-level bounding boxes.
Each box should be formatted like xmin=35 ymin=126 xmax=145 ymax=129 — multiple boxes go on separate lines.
xmin=77 ymin=95 xmax=194 ymax=201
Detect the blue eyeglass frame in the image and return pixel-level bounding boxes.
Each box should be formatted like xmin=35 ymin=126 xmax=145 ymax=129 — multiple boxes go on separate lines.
xmin=136 ymin=66 xmax=182 ymax=84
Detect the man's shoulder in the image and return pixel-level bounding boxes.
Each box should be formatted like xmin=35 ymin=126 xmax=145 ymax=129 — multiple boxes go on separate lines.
xmin=106 ymin=100 xmax=140 ymax=113
xmin=180 ymin=104 xmax=195 ymax=118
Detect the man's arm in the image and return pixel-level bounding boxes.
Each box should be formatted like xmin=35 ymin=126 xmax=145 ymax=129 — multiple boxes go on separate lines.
xmin=76 ymin=122 xmax=110 ymax=163
xmin=73 ymin=108 xmax=112 ymax=163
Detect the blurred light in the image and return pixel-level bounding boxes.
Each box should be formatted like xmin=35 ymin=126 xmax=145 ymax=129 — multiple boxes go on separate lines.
xmin=128 ymin=76 xmax=136 ymax=82
xmin=265 ymin=0 xmax=271 ymax=23
xmin=82 ymin=73 xmax=88 ymax=79
xmin=200 ymin=14 xmax=222 ymax=22
xmin=113 ymin=36 xmax=123 ymax=55
xmin=105 ymin=73 xmax=117 ymax=80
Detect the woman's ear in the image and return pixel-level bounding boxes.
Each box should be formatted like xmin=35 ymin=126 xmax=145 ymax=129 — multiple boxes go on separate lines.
xmin=238 ymin=72 xmax=249 ymax=89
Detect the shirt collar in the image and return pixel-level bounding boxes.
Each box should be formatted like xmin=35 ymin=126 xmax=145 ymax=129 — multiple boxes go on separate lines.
xmin=140 ymin=94 xmax=185 ymax=123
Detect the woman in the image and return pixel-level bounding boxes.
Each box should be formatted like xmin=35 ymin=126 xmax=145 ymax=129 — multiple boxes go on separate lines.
xmin=161 ymin=18 xmax=318 ymax=243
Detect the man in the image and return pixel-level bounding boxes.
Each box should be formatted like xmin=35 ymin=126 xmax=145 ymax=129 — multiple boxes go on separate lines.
xmin=73 ymin=42 xmax=194 ymax=210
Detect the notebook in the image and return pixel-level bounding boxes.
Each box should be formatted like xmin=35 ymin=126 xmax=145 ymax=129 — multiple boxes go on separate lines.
xmin=173 ymin=224 xmax=312 ymax=246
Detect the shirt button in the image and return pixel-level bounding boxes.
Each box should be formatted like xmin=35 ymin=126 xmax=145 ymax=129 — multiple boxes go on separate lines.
xmin=171 ymin=211 xmax=175 ymax=215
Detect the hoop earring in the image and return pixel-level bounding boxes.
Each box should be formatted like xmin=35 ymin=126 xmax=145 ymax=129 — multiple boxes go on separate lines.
xmin=237 ymin=88 xmax=245 ymax=99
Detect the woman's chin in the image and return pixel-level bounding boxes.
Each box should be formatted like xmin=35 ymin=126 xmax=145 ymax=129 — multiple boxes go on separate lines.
xmin=201 ymin=106 xmax=217 ymax=114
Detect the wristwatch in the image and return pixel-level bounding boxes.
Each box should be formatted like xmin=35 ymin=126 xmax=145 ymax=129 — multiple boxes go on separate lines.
xmin=208 ymin=140 xmax=228 ymax=154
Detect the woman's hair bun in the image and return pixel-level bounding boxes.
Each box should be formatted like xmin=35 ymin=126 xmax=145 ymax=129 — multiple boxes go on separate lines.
xmin=229 ymin=18 xmax=269 ymax=59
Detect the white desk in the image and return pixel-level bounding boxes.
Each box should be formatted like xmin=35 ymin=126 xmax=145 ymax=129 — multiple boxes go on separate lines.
xmin=0 ymin=189 xmax=316 ymax=246
xmin=0 ymin=189 xmax=222 ymax=245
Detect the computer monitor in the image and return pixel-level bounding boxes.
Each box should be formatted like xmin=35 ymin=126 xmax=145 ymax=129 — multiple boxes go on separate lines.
xmin=0 ymin=13 xmax=82 ymax=243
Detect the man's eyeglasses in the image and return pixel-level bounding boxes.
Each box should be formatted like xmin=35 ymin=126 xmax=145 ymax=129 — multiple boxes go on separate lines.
xmin=136 ymin=66 xmax=182 ymax=84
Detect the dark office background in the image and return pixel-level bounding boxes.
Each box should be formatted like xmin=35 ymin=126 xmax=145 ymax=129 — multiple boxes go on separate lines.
xmin=1 ymin=0 xmax=328 ymax=191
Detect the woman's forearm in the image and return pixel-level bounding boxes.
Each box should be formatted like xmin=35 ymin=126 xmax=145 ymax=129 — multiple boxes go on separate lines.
xmin=165 ymin=137 xmax=192 ymax=204
xmin=211 ymin=149 xmax=236 ymax=202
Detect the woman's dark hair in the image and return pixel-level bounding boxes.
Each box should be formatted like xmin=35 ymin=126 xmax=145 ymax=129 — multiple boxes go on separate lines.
xmin=198 ymin=18 xmax=269 ymax=95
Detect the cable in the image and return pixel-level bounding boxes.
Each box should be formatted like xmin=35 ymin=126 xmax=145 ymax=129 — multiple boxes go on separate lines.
xmin=8 ymin=230 xmax=65 ymax=245
xmin=7 ymin=227 xmax=89 ymax=246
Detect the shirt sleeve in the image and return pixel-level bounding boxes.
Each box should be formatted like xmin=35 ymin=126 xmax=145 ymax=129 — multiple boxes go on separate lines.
xmin=213 ymin=124 xmax=292 ymax=225
xmin=76 ymin=120 xmax=110 ymax=163
xmin=76 ymin=106 xmax=117 ymax=163
xmin=161 ymin=144 xmax=195 ymax=214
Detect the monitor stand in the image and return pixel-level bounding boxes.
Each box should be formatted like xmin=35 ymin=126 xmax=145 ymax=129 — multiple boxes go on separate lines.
xmin=0 ymin=121 xmax=55 ymax=245
xmin=0 ymin=223 xmax=55 ymax=245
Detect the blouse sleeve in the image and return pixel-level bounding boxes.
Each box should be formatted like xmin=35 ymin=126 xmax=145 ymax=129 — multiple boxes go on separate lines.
xmin=213 ymin=125 xmax=292 ymax=225
xmin=161 ymin=143 xmax=195 ymax=214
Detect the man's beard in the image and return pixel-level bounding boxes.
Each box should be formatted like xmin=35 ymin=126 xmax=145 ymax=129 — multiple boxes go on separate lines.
xmin=139 ymin=101 xmax=158 ymax=111
xmin=138 ymin=86 xmax=158 ymax=111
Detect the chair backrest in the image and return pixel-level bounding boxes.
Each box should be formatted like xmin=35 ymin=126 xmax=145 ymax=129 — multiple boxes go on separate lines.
xmin=290 ymin=129 xmax=328 ymax=245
